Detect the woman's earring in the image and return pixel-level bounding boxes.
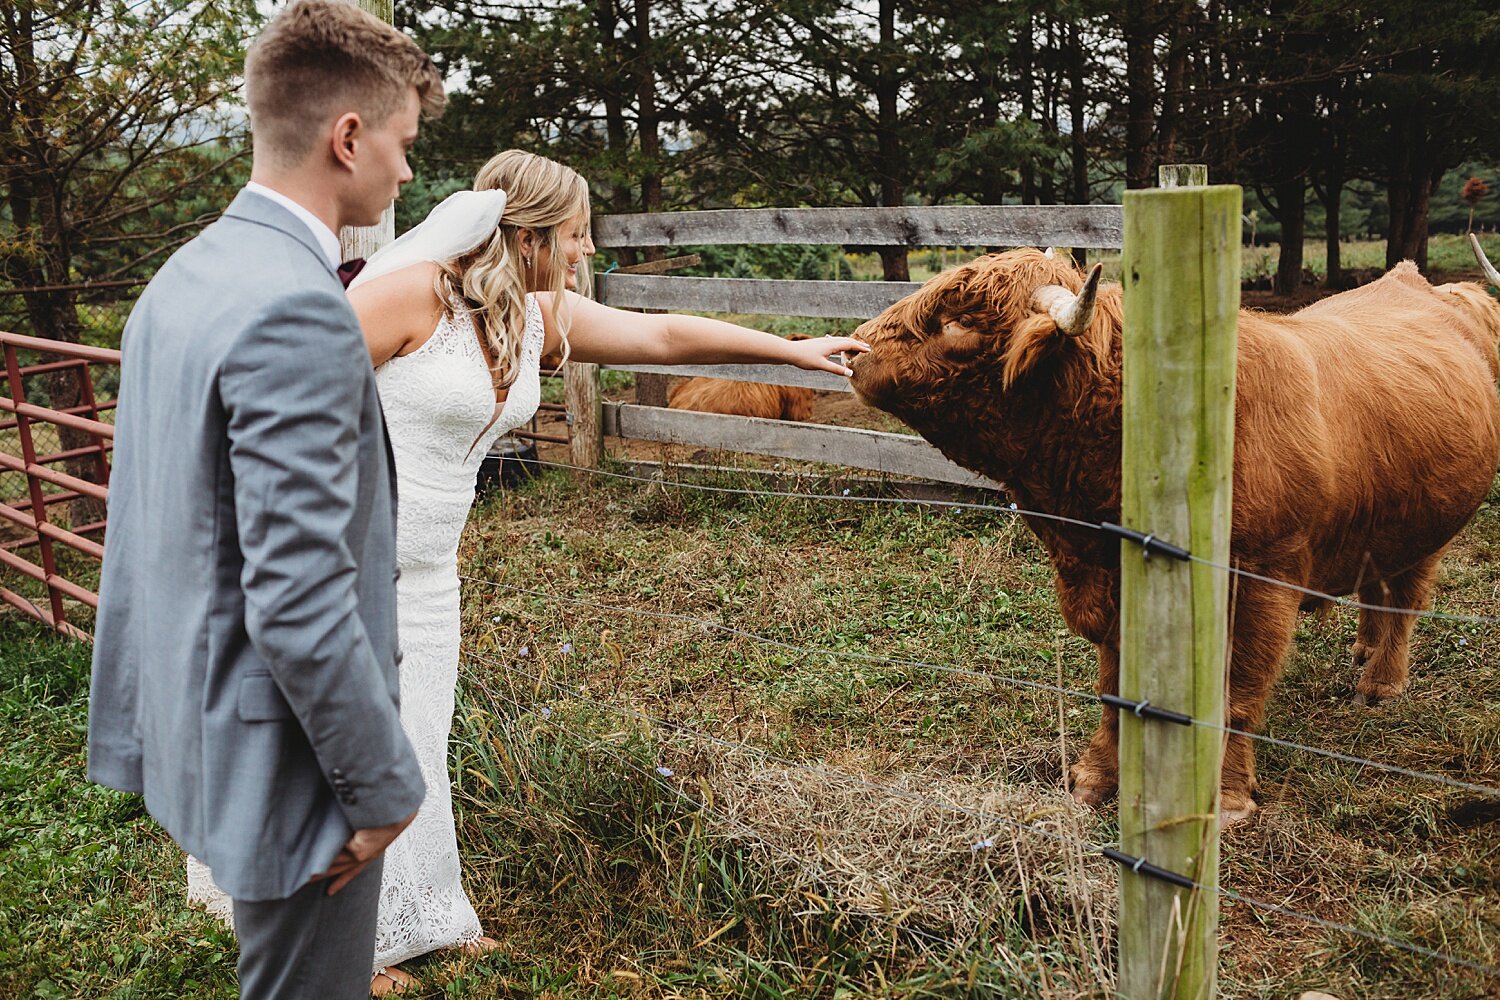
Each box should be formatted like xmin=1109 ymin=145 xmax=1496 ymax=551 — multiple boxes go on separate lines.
xmin=523 ymin=254 xmax=532 ymax=269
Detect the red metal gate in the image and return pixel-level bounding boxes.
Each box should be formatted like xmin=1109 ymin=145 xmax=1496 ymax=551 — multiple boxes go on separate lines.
xmin=0 ymin=332 xmax=118 ymax=640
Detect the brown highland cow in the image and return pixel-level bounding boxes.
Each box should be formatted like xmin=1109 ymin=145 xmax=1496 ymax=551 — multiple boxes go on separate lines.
xmin=667 ymin=377 xmax=815 ymax=421
xmin=848 ymin=245 xmax=1500 ymax=822
xmin=667 ymin=333 xmax=816 ymax=421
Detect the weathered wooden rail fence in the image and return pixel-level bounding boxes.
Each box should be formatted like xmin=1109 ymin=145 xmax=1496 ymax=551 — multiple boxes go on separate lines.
xmin=564 ymin=204 xmax=1124 ymax=488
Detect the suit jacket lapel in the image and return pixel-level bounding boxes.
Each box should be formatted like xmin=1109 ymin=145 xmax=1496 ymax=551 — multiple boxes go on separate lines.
xmin=224 ymin=190 xmax=395 ymax=505
xmin=222 ymin=190 xmax=340 ymax=280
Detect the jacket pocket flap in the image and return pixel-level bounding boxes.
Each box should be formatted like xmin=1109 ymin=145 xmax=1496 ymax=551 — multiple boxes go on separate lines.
xmin=238 ymin=673 xmax=293 ymax=722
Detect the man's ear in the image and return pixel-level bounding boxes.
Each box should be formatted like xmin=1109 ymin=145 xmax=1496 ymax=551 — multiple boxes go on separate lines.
xmin=332 ymin=112 xmax=361 ymax=172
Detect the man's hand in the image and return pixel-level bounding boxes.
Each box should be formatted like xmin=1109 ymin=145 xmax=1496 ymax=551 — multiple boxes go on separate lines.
xmin=313 ymin=810 xmax=418 ymax=895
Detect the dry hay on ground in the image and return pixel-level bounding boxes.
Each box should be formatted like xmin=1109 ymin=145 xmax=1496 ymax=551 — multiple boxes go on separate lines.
xmin=693 ymin=751 xmax=1116 ymax=948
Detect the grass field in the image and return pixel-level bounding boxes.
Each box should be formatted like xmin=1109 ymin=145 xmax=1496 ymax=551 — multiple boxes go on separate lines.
xmin=2 ymin=459 xmax=1496 ymax=998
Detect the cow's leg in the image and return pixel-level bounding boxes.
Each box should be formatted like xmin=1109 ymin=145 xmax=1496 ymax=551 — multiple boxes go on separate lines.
xmin=1047 ymin=557 xmax=1121 ymax=807
xmin=1068 ymin=641 xmax=1120 ymax=804
xmin=1221 ymin=577 xmax=1302 ymax=824
xmin=1352 ymin=553 xmax=1441 ymax=706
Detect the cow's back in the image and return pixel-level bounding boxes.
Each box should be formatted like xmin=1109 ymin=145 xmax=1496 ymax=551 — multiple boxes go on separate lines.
xmin=668 ymin=377 xmax=814 ymax=421
xmin=1231 ymin=263 xmax=1500 ymax=592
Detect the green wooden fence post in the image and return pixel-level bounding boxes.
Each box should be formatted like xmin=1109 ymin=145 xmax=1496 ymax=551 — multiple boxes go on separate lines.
xmin=1117 ymin=176 xmax=1240 ymax=1000
xmin=338 ymin=0 xmax=399 ymax=262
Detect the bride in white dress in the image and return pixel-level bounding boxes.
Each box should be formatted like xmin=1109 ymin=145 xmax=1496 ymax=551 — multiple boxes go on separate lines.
xmin=189 ymin=149 xmax=867 ymax=994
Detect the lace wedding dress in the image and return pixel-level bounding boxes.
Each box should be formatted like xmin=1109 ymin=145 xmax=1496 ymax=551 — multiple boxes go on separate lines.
xmin=188 ymin=295 xmax=544 ymax=970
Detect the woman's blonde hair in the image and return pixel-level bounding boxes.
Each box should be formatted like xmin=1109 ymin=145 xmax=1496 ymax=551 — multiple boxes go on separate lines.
xmin=438 ymin=149 xmax=591 ymax=388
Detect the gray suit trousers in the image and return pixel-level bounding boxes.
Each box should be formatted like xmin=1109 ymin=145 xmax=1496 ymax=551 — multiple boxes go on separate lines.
xmin=233 ymin=860 xmax=384 ymax=999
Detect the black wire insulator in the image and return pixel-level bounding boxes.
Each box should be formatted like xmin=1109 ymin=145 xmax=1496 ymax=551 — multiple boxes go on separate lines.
xmin=1098 ymin=693 xmax=1193 ymax=726
xmin=1100 ymin=522 xmax=1191 ymax=561
xmin=1102 ymin=848 xmax=1198 ymax=890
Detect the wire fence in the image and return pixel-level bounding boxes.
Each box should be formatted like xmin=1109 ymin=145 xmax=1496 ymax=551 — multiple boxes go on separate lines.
xmin=513 ymin=455 xmax=1500 ymax=628
xmin=460 ymin=575 xmax=1500 ymax=801
xmin=0 ymin=282 xmax=140 ymax=351
xmin=450 ymin=453 xmax=1499 ymax=984
xmin=458 ymin=638 xmax=1500 ymax=977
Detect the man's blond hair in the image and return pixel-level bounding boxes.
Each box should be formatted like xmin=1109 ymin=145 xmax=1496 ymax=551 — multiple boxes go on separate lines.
xmin=245 ymin=0 xmax=445 ymax=168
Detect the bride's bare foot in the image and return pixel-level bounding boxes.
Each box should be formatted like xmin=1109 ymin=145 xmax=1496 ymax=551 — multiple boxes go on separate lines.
xmin=458 ymin=935 xmax=500 ymax=956
xmin=371 ymin=965 xmax=417 ymax=996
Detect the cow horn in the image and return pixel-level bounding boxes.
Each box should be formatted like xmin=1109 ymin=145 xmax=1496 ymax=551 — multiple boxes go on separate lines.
xmin=1033 ymin=263 xmax=1103 ymax=337
xmin=1471 ymin=233 xmax=1500 ymax=288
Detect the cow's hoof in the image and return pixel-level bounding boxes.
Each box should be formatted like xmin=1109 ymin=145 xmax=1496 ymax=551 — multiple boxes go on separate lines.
xmin=1220 ymin=795 xmax=1259 ymax=827
xmin=1067 ymin=764 xmax=1117 ymax=806
xmin=1352 ymin=681 xmax=1403 ymax=707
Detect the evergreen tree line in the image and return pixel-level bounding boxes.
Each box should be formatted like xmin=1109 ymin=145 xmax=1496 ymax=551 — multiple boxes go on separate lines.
xmin=4 ymin=0 xmax=1500 ymax=353
xmin=404 ymin=0 xmax=1500 ymax=290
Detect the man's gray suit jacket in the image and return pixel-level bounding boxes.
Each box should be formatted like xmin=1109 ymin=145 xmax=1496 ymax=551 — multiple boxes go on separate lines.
xmin=87 ymin=190 xmax=425 ymax=902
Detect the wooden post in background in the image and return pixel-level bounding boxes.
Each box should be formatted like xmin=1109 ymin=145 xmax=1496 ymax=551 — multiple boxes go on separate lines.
xmin=1117 ymin=172 xmax=1239 ymax=999
xmin=566 ymin=261 xmax=604 ymax=468
xmin=1159 ymin=163 xmax=1209 ymax=189
xmin=338 ymin=0 xmax=397 ymax=262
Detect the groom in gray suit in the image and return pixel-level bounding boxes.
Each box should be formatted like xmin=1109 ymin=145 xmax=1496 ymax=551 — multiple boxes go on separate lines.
xmin=88 ymin=3 xmax=445 ymax=995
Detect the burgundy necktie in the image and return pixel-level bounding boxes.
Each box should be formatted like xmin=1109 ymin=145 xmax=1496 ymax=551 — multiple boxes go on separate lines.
xmin=336 ymin=258 xmax=367 ymax=289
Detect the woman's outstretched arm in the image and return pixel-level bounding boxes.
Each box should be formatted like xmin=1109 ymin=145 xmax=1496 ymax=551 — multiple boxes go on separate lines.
xmin=535 ymin=292 xmax=868 ymax=375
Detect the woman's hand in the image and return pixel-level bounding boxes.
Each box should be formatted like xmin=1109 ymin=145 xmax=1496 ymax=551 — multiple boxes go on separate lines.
xmin=785 ymin=335 xmax=870 ymax=376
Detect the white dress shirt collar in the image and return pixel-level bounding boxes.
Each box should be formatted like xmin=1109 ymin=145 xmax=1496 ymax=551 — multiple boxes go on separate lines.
xmin=243 ymin=182 xmax=342 ymax=269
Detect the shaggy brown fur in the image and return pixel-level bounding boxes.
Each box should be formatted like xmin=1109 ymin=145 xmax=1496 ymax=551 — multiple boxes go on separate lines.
xmin=849 ymin=249 xmax=1500 ymax=821
xmin=666 ymin=334 xmax=815 ymax=421
xmin=667 ymin=377 xmax=814 ymax=421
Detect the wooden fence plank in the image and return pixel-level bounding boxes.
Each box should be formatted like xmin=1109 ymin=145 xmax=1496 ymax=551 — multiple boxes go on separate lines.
xmin=599 ymin=272 xmax=920 ymax=318
xmin=604 ymin=362 xmax=853 ymax=392
xmin=612 ymin=253 xmax=701 ymax=275
xmin=602 ymin=403 xmax=1002 ymax=489
xmin=593 ymin=205 xmax=1124 ymax=249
